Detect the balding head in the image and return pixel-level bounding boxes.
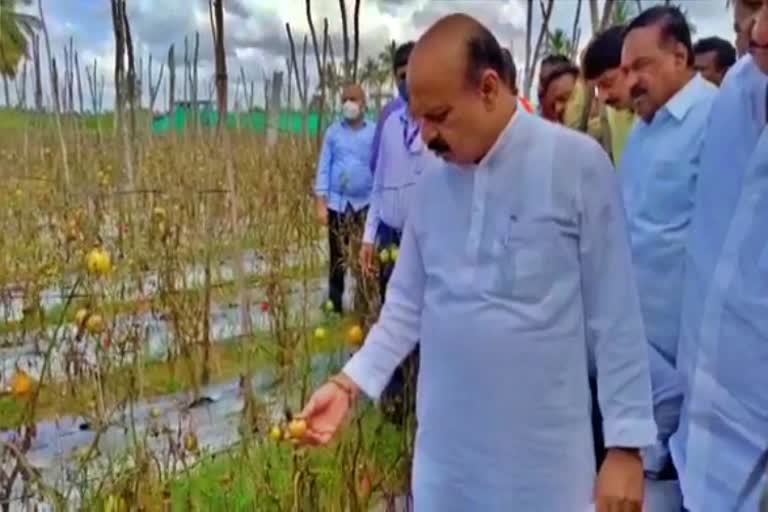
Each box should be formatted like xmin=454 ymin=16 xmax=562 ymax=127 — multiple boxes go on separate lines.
xmin=407 ymin=14 xmax=516 ymax=166
xmin=341 ymin=83 xmax=366 ymax=123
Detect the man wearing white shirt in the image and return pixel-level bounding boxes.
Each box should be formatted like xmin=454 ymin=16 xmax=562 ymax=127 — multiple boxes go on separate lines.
xmin=299 ymin=14 xmax=656 ymax=511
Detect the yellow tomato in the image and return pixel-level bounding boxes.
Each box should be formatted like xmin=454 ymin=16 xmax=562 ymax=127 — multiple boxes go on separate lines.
xmin=74 ymin=308 xmax=89 ymax=326
xmin=389 ymin=246 xmax=399 ymax=262
xmin=86 ymin=248 xmax=111 ymax=276
xmin=313 ymin=327 xmax=327 ymax=341
xmin=269 ymin=425 xmax=283 ymax=441
xmin=379 ymin=249 xmax=390 ymax=264
xmin=347 ymin=325 xmax=364 ymax=346
xmin=183 ymin=432 xmax=199 ymax=452
xmin=11 ymin=370 xmax=34 ymax=397
xmin=85 ymin=314 xmax=105 ymax=335
xmin=288 ymin=419 xmax=307 ymax=439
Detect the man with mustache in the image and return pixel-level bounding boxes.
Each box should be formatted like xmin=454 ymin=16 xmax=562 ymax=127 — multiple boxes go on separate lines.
xmin=693 ymin=37 xmax=737 ymax=86
xmin=671 ymin=0 xmax=768 ymax=510
xmin=583 ymin=25 xmax=637 ymax=167
xmin=735 ymin=0 xmax=765 ymax=56
xmin=299 ymin=13 xmax=657 ymax=512
xmin=619 ymin=5 xmax=717 ymax=509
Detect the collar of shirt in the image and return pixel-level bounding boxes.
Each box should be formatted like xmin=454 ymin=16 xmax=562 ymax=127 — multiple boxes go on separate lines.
xmin=398 ymin=107 xmax=424 ymax=154
xmin=661 ymin=73 xmax=711 ymax=122
xmin=341 ymin=118 xmax=370 ymax=130
xmin=454 ymin=108 xmax=522 ymax=172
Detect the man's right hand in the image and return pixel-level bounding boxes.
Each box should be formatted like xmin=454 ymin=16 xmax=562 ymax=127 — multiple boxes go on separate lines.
xmin=360 ymin=242 xmax=375 ymax=276
xmin=298 ymin=373 xmax=359 ymax=446
xmin=315 ymin=198 xmax=328 ymax=225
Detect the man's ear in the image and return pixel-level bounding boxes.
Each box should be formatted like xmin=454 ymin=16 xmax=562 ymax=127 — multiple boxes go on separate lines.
xmin=480 ymin=70 xmax=500 ymax=110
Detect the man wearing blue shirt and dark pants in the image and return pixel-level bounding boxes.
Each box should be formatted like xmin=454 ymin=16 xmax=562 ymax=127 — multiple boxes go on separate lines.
xmin=314 ymin=83 xmax=375 ymax=314
xmin=619 ymin=6 xmax=717 ymax=510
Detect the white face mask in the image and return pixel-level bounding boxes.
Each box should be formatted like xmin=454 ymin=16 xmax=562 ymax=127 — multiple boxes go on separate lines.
xmin=342 ymin=100 xmax=361 ymax=120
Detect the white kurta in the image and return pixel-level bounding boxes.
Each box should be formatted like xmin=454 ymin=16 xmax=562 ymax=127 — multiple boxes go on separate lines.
xmin=344 ymin=111 xmax=657 ymax=511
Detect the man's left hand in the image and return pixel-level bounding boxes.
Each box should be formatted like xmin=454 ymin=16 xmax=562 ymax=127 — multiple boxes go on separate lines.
xmin=595 ymin=448 xmax=644 ymax=512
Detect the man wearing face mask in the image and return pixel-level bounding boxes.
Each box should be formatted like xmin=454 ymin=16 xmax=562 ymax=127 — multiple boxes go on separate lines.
xmin=619 ymin=6 xmax=717 ymax=509
xmin=359 ymin=41 xmax=436 ymax=425
xmin=369 ymin=44 xmax=412 ymax=174
xmin=671 ymin=1 xmax=768 ymax=510
xmin=314 ymin=84 xmax=375 ymax=314
xmin=299 ymin=13 xmax=657 ymax=512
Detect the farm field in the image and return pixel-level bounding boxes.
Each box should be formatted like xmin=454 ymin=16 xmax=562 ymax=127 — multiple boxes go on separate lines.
xmin=0 ymin=110 xmax=415 ymax=511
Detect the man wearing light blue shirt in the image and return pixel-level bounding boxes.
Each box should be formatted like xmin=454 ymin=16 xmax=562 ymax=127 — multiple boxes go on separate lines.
xmin=619 ymin=7 xmax=717 ymax=509
xmin=672 ymin=2 xmax=768 ymax=510
xmin=314 ymin=83 xmax=375 ymax=314
xmin=300 ymin=14 xmax=656 ymax=511
xmin=368 ymin=43 xmax=415 ymax=176
xmin=360 ymin=41 xmax=438 ymax=426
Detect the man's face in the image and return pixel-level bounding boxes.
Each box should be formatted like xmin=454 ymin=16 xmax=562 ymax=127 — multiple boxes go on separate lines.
xmin=622 ymin=24 xmax=689 ymax=122
xmin=395 ymin=64 xmax=407 ymax=92
xmin=750 ymin=0 xmax=768 ymax=74
xmin=736 ymin=0 xmax=764 ymax=56
xmin=694 ymin=51 xmax=725 ymax=86
xmin=541 ymin=73 xmax=577 ymax=123
xmin=341 ymin=84 xmax=365 ymax=120
xmin=592 ymin=67 xmax=633 ymax=110
xmin=409 ymin=56 xmax=503 ymax=165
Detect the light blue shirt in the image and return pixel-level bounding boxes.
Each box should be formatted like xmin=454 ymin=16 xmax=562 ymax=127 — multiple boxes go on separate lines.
xmin=363 ymin=104 xmax=440 ymax=244
xmin=620 ymin=74 xmax=716 ymax=472
xmin=314 ymin=119 xmax=375 ymax=212
xmin=344 ymin=111 xmax=656 ymax=510
xmin=370 ymin=96 xmax=405 ymax=172
xmin=671 ymin=56 xmax=768 ymax=512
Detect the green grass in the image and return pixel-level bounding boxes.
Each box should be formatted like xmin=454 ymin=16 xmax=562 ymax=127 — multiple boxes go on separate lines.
xmin=0 ymin=108 xmax=148 ymax=133
xmin=166 ymin=405 xmax=407 ymax=512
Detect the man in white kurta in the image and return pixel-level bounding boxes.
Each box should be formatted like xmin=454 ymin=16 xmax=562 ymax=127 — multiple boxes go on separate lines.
xmin=300 ymin=14 xmax=657 ymax=511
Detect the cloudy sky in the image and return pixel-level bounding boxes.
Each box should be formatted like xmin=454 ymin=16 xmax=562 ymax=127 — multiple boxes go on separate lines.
xmin=7 ymin=0 xmax=736 ymax=111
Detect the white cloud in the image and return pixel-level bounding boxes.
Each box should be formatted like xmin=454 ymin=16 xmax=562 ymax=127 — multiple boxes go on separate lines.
xmin=3 ymin=0 xmax=738 ymax=112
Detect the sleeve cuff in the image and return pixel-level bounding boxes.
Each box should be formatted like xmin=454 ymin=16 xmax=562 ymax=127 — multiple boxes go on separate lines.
xmin=603 ymin=418 xmax=658 ymax=450
xmin=641 ymin=440 xmax=670 ymax=474
xmin=342 ymin=348 xmax=390 ymax=400
xmin=363 ymin=222 xmax=378 ymax=244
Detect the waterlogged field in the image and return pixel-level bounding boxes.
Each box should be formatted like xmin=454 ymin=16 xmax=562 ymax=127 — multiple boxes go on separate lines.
xmin=0 ymin=114 xmax=414 ymax=511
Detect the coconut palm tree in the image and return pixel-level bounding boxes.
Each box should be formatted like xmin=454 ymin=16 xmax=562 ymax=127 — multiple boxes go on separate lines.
xmin=378 ymin=40 xmax=396 ymax=89
xmin=547 ymin=28 xmax=574 ymax=57
xmin=0 ymin=0 xmax=40 ymax=107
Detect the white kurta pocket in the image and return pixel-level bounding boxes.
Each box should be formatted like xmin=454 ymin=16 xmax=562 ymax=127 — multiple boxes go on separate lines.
xmin=492 ymin=220 xmax=554 ymax=303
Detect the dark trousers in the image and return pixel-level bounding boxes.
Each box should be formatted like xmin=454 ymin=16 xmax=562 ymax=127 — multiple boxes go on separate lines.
xmin=327 ymin=206 xmax=367 ymax=314
xmin=377 ymin=222 xmax=418 ymax=425
xmin=590 ymin=378 xmax=608 ymax=470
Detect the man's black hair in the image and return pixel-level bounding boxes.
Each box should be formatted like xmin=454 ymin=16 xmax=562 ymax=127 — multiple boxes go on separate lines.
xmin=626 ymin=5 xmax=694 ymax=66
xmin=465 ymin=24 xmax=508 ymax=88
xmin=393 ymin=42 xmax=415 ymax=72
xmin=693 ymin=36 xmax=737 ymax=71
xmin=540 ymin=54 xmax=573 ymax=70
xmin=540 ymin=63 xmax=580 ymax=97
xmin=501 ymin=48 xmax=518 ymax=92
xmin=583 ymin=25 xmax=626 ymax=80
